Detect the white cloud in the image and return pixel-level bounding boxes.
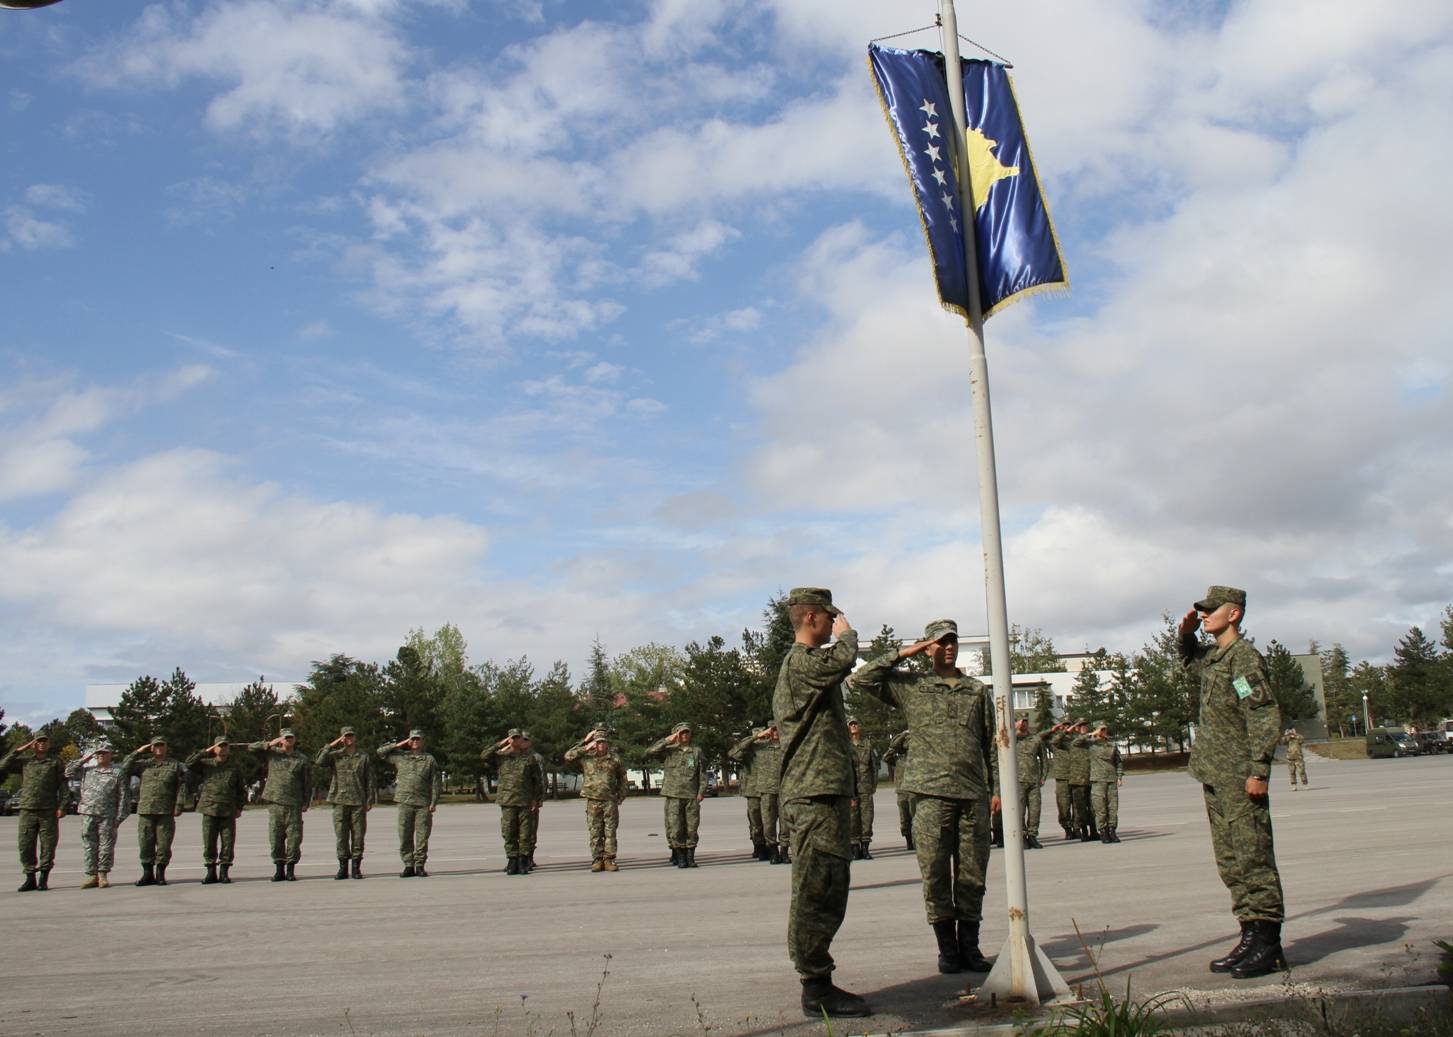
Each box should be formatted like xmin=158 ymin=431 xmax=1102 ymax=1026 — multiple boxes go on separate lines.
xmin=637 ymin=220 xmax=739 ymax=287
xmin=1 ymin=183 xmax=87 ymax=252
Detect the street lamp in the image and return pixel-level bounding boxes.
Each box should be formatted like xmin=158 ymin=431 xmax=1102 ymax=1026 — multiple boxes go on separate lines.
xmin=1362 ymin=692 xmax=1371 ymax=735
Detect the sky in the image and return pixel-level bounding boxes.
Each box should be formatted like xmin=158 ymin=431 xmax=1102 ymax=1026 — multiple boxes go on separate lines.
xmin=2 ymin=0 xmax=1451 ymax=726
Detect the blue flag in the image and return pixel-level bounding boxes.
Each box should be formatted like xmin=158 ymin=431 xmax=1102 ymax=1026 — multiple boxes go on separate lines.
xmin=868 ymin=43 xmax=1067 ymax=321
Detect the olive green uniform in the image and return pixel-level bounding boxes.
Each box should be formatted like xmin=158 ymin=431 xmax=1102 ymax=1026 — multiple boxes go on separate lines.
xmin=480 ymin=744 xmax=543 ymax=856
xmin=520 ymin=751 xmax=547 ymax=860
xmin=849 ymin=739 xmax=879 ymax=852
xmin=1283 ymin=732 xmax=1308 ymax=787
xmin=883 ymin=730 xmax=916 ymax=844
xmin=316 ymin=746 xmax=376 ymax=862
xmin=185 ymin=751 xmax=247 ymax=866
xmin=728 ymin=733 xmax=765 ymax=847
xmin=377 ymin=746 xmax=442 ymax=869
xmin=1 ymin=749 xmax=69 ymax=879
xmin=1015 ymin=731 xmax=1047 ymax=839
xmin=754 ymin=740 xmax=787 ymax=852
xmin=1080 ymin=738 xmax=1123 ymax=834
xmin=123 ymin=750 xmax=187 ymax=868
xmin=248 ymin=742 xmax=313 ymax=865
xmin=564 ymin=740 xmax=628 ymax=861
xmin=644 ymin=736 xmax=705 ymax=849
xmin=1053 ymin=731 xmax=1094 ymax=837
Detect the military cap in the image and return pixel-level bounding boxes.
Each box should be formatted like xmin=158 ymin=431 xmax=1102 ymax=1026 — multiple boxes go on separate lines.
xmin=339 ymin=726 xmax=357 ymax=737
xmin=149 ymin=735 xmax=167 ymax=746
xmin=519 ymin=730 xmax=533 ymax=741
xmin=787 ymin=587 xmax=841 ymax=615
xmin=1093 ymin=721 xmax=1109 ymax=732
xmin=34 ymin=732 xmax=51 ymax=741
xmin=923 ymin=618 xmax=958 ymax=642
xmin=507 ymin=727 xmax=524 ymax=738
xmin=672 ymin=722 xmax=693 ymax=735
xmin=93 ymin=740 xmax=114 ymax=753
xmin=280 ymin=728 xmax=297 ymax=739
xmin=846 ymin=716 xmax=861 ymax=726
xmin=1195 ymin=585 xmax=1247 ymax=611
xmin=408 ymin=728 xmax=425 ymax=739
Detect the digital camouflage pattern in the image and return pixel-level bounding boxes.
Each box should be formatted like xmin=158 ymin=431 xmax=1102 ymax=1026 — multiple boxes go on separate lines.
xmin=522 ymin=751 xmax=548 ymax=857
xmin=185 ymin=751 xmax=247 ymax=867
xmin=123 ymin=749 xmax=187 ymax=814
xmin=849 ymin=738 xmax=878 ymax=847
xmin=644 ymin=736 xmax=705 ymax=798
xmin=564 ymin=740 xmax=628 ymax=860
xmin=728 ymin=733 xmax=765 ymax=844
xmin=783 ymin=796 xmax=852 ymax=980
xmin=2 ymin=748 xmax=69 ymax=813
xmin=379 ymin=746 xmax=443 ymax=868
xmin=1284 ymin=731 xmax=1308 ymax=786
xmin=249 ymin=743 xmax=313 ymax=807
xmin=752 ymin=741 xmax=783 ymax=795
xmin=884 ymin=730 xmax=916 ymax=838
xmin=480 ymin=743 xmax=543 ymax=856
xmin=316 ymin=746 xmax=376 ymax=807
xmin=67 ymin=759 xmax=127 ymax=876
xmin=1015 ymin=732 xmax=1046 ymax=839
xmin=1078 ymin=737 xmax=1124 ymax=833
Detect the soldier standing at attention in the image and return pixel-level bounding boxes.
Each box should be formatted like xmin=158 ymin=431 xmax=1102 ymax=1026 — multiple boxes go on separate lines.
xmin=846 ymin=719 xmax=879 ymax=860
xmin=3 ymin=734 xmax=68 ymax=892
xmin=248 ymin=729 xmax=313 ymax=882
xmin=1013 ymin=718 xmax=1047 ymax=849
xmin=378 ymin=729 xmax=443 ymax=878
xmin=186 ymin=740 xmax=247 ymax=884
xmin=755 ymin=725 xmax=789 ymax=864
xmin=316 ymin=726 xmax=375 ymax=880
xmin=564 ymin=728 xmax=628 ymax=871
xmin=1180 ymin=585 xmax=1286 ymax=979
xmin=1082 ymin=723 xmax=1124 ymax=844
xmin=1047 ymin=727 xmax=1074 ymax=840
xmin=123 ymin=737 xmax=186 ymax=887
xmin=481 ymin=728 xmax=543 ymax=875
xmin=1283 ymin=728 xmax=1308 ymax=790
xmin=68 ymin=741 xmax=128 ymax=889
xmin=518 ymin=731 xmax=548 ymax=872
xmin=645 ymin=722 xmax=706 ymax=868
xmin=772 ymin=587 xmax=868 ymax=1019
xmin=728 ymin=726 xmax=768 ymax=860
xmin=853 ymin=619 xmax=1000 ymax=976
xmin=883 ymin=729 xmax=915 ymax=851
xmin=1052 ymin=720 xmax=1095 ymax=841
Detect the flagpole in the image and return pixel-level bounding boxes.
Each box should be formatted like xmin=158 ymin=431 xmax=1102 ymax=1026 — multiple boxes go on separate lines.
xmin=939 ymin=0 xmax=1068 ymax=1005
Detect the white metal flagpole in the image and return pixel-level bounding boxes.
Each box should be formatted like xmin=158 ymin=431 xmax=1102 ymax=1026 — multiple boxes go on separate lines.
xmin=938 ymin=0 xmax=1069 ymax=1005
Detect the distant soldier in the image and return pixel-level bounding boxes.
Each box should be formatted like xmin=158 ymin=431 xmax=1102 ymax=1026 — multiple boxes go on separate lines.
xmin=883 ymin=729 xmax=916 ymax=850
xmin=68 ymin=741 xmax=128 ymax=888
xmin=185 ymin=740 xmax=247 ymax=884
xmin=564 ymin=727 xmax=628 ymax=871
xmin=728 ymin=726 xmax=768 ymax=859
xmin=1013 ymin=718 xmax=1047 ymax=849
xmin=1283 ymin=728 xmax=1308 ymax=790
xmin=1052 ymin=720 xmax=1095 ymax=841
xmin=248 ymin=729 xmax=313 ymax=882
xmin=645 ymin=722 xmax=706 ymax=868
xmin=1179 ymin=585 xmax=1286 ymax=979
xmin=316 ymin=726 xmax=376 ymax=879
xmin=480 ymin=728 xmax=543 ymax=875
xmin=755 ymin=725 xmax=789 ymax=864
xmin=2 ymin=734 xmax=68 ymax=892
xmin=122 ymin=736 xmax=186 ymax=887
xmin=846 ymin=718 xmax=879 ymax=860
xmin=378 ymin=729 xmax=443 ymax=878
xmin=518 ymin=731 xmax=548 ymax=872
xmin=1046 ymin=728 xmax=1074 ymax=840
xmin=854 ymin=618 xmax=1000 ymax=976
xmin=1082 ymin=723 xmax=1124 ymax=843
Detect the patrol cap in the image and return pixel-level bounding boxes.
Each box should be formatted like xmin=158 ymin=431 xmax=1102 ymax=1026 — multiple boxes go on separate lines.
xmin=1093 ymin=721 xmax=1109 ymax=733
xmin=408 ymin=729 xmax=425 ymax=740
xmin=149 ymin=735 xmax=167 ymax=746
xmin=507 ymin=728 xmax=524 ymax=738
xmin=846 ymin=716 xmax=861 ymax=726
xmin=339 ymin=726 xmax=357 ymax=737
xmin=34 ymin=732 xmax=51 ymax=742
xmin=672 ymin=722 xmax=693 ymax=735
xmin=93 ymin=740 xmax=114 ymax=753
xmin=280 ymin=728 xmax=297 ymax=739
xmin=1195 ymin=585 xmax=1247 ymax=611
xmin=923 ymin=618 xmax=958 ymax=643
xmin=519 ymin=730 xmax=533 ymax=741
xmin=786 ymin=587 xmax=840 ymax=615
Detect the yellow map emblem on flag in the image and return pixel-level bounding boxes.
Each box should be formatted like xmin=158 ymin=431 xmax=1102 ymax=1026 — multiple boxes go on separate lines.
xmin=966 ymin=127 xmax=1018 ymax=211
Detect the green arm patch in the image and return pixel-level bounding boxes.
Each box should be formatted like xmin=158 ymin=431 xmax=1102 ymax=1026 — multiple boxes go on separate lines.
xmin=1232 ymin=676 xmax=1254 ymax=699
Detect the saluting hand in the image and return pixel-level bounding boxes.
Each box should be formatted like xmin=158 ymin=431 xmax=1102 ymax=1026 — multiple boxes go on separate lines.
xmin=832 ymin=613 xmax=851 ymax=639
xmin=1178 ymin=609 xmax=1200 ymax=638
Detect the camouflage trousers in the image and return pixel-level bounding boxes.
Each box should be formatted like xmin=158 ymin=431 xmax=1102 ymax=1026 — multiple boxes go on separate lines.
xmin=18 ymin=809 xmax=59 ymax=873
xmin=1203 ymin=783 xmax=1284 ymax=922
xmin=499 ymin=805 xmax=528 ymax=855
xmin=850 ymin=792 xmax=875 ymax=845
xmin=138 ymin=814 xmax=175 ymax=866
xmin=783 ymin=795 xmax=852 ymax=980
xmin=522 ymin=805 xmax=540 ymax=855
xmin=897 ymin=789 xmax=917 ymax=836
xmin=1020 ymin=780 xmax=1042 ymax=838
xmin=663 ymin=795 xmax=700 ymax=848
xmin=267 ymin=805 xmax=304 ymax=864
xmin=912 ymin=794 xmax=992 ymax=924
xmin=201 ymin=813 xmax=237 ymax=865
xmin=1070 ymin=783 xmax=1094 ymax=834
xmin=397 ymin=804 xmax=432 ymax=866
xmin=744 ymin=795 xmax=764 ymax=844
xmin=761 ymin=792 xmax=788 ymax=847
xmin=585 ymin=798 xmax=619 ymax=858
xmin=1091 ymin=781 xmax=1119 ymax=832
xmin=80 ymin=814 xmax=119 ymax=874
xmin=333 ymin=805 xmax=367 ymax=860
xmin=1287 ymin=757 xmax=1308 ymax=786
xmin=1055 ymin=780 xmax=1073 ymax=831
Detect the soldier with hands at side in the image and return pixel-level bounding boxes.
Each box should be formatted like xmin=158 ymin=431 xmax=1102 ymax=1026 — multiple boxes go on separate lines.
xmin=564 ymin=726 xmax=629 ymax=872
xmin=645 ymin=722 xmax=706 ymax=868
xmin=186 ymin=739 xmax=247 ymax=883
xmin=480 ymin=728 xmax=543 ymax=875
xmin=123 ymin=736 xmax=186 ymax=887
xmin=378 ymin=729 xmax=443 ymax=877
xmin=68 ymin=741 xmax=128 ymax=889
xmin=317 ymin=726 xmax=376 ymax=879
xmin=248 ymin=728 xmax=313 ymax=882
xmin=2 ymin=734 xmax=69 ymax=892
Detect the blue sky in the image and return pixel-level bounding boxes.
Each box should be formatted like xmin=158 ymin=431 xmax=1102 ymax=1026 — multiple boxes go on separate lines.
xmin=3 ymin=0 xmax=1452 ymax=725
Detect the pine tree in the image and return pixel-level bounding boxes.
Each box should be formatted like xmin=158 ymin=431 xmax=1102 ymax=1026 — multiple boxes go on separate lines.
xmin=1068 ymin=665 xmax=1108 ymax=724
xmin=1264 ymin=640 xmax=1319 ymax=723
xmin=1033 ymin=685 xmax=1055 ymax=731
xmin=1388 ymin=627 xmax=1445 ymax=725
xmin=845 ymin=625 xmax=905 ymax=743
xmin=1319 ymin=644 xmax=1356 ymax=737
xmin=582 ymin=638 xmax=614 ymax=728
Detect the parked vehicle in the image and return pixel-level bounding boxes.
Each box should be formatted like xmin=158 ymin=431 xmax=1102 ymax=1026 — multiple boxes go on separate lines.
xmin=1366 ymin=727 xmax=1419 ymax=759
xmin=1412 ymin=731 xmax=1449 ymax=755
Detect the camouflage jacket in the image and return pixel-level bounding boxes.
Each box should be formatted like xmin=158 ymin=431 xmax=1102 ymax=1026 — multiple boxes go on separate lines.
xmin=850 ymin=739 xmax=879 ymax=796
xmin=773 ymin=630 xmax=858 ymax=800
xmin=1078 ymin=738 xmax=1123 ymax=783
xmin=184 ymin=753 xmax=248 ymax=816
xmin=1015 ymin=732 xmax=1047 ymax=785
xmin=1051 ymin=733 xmax=1091 ymax=784
xmin=315 ymin=747 xmax=377 ymax=807
xmin=1181 ymin=634 xmax=1281 ymax=788
xmin=1282 ymin=732 xmax=1305 ymax=761
xmin=479 ymin=745 xmax=543 ymax=807
xmin=377 ymin=747 xmax=442 ymax=808
xmin=752 ymin=742 xmax=783 ymax=795
xmin=882 ymin=730 xmax=910 ymax=778
xmin=563 ymin=742 xmax=628 ymax=802
xmin=123 ymin=751 xmax=187 ymax=814
xmin=1045 ymin=731 xmax=1069 ymax=780
xmin=0 ymin=750 xmax=69 ymax=812
xmin=852 ymin=652 xmax=999 ymax=800
xmin=727 ymin=733 xmax=762 ymax=796
xmin=247 ymin=743 xmax=313 ymax=807
xmin=644 ymin=737 xmax=705 ymax=799
xmin=66 ymin=759 xmax=127 ymax=821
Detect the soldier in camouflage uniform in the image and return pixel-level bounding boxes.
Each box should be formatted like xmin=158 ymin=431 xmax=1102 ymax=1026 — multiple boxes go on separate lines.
xmin=68 ymin=741 xmax=128 ymax=888
xmin=316 ymin=726 xmax=376 ymax=879
xmin=1013 ymin=718 xmax=1047 ymax=849
xmin=123 ymin=737 xmax=186 ymax=886
xmin=728 ymin=726 xmax=768 ymax=859
xmin=854 ymin=618 xmax=1000 ymax=977
xmin=1282 ymin=728 xmax=1308 ymax=789
xmin=481 ymin=728 xmax=544 ymax=875
xmin=772 ymin=587 xmax=869 ymax=1019
xmin=518 ymin=731 xmax=548 ymax=872
xmin=2 ymin=734 xmax=69 ymax=892
xmin=1081 ymin=723 xmax=1124 ymax=843
xmin=755 ymin=725 xmax=789 ymax=864
xmin=1051 ymin=720 xmax=1095 ymax=841
xmin=564 ymin=727 xmax=628 ymax=871
xmin=645 ymin=722 xmax=706 ymax=868
xmin=378 ymin=729 xmax=443 ymax=878
xmin=846 ymin=719 xmax=879 ymax=860
xmin=1179 ymin=585 xmax=1286 ymax=979
xmin=883 ymin=729 xmax=916 ymax=850
xmin=248 ymin=729 xmax=313 ymax=882
xmin=1046 ymin=728 xmax=1074 ymax=839
xmin=185 ymin=740 xmax=247 ymax=883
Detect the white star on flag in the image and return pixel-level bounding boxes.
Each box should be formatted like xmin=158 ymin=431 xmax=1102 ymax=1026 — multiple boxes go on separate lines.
xmin=923 ymin=120 xmax=940 ymax=140
xmin=924 ymin=143 xmax=942 ymax=163
xmin=919 ymin=99 xmax=937 ymax=118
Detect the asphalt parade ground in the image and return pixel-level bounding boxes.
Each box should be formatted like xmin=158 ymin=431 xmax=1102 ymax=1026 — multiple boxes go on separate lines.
xmin=3 ymin=752 xmax=1451 ymax=1036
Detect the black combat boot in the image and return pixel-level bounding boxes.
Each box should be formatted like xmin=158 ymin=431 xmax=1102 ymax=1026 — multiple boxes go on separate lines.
xmin=1064 ymin=826 xmax=1074 ymax=840
xmin=1025 ymin=834 xmax=1043 ymax=849
xmin=1230 ymin=922 xmax=1287 ymax=979
xmin=1080 ymin=827 xmax=1094 ymax=842
xmin=351 ymin=859 xmax=363 ymax=879
xmin=36 ymin=869 xmax=50 ymax=891
xmin=525 ymin=854 xmax=536 ymax=873
xmin=203 ymin=864 xmax=218 ymax=885
xmin=670 ymin=847 xmax=682 ymax=867
xmin=136 ymin=864 xmax=157 ymax=887
xmin=905 ymin=832 xmax=915 ymax=851
xmin=781 ymin=847 xmax=791 ymax=864
xmin=271 ymin=862 xmax=286 ymax=882
xmin=852 ymin=843 xmax=863 ymax=860
xmin=415 ymin=865 xmax=429 ymax=877
xmin=862 ymin=842 xmax=873 ymax=860
xmin=684 ymin=847 xmax=698 ymax=868
xmin=933 ymin=920 xmax=963 ymax=973
xmin=219 ymin=864 xmax=232 ymax=884
xmin=1100 ymin=830 xmax=1113 ymax=844
xmin=800 ymin=976 xmax=871 ymax=1019
xmin=1108 ymin=827 xmax=1120 ymax=843
xmin=1209 ymin=922 xmax=1255 ymax=972
xmin=18 ymin=872 xmax=37 ymax=892
xmin=335 ymin=859 xmax=349 ymax=880
xmin=154 ymin=866 xmax=168 ymax=886
xmin=284 ymin=862 xmax=296 ymax=882
xmin=505 ymin=855 xmax=520 ymax=875
xmin=957 ymin=920 xmax=994 ymax=972
xmin=400 ymin=865 xmax=416 ymax=878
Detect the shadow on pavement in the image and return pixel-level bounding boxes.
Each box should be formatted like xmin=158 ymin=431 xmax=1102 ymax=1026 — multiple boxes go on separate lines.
xmin=1042 ymin=924 xmax=1160 ymax=972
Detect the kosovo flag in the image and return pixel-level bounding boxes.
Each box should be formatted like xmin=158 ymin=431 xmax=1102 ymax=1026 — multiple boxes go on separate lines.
xmin=868 ymin=43 xmax=1067 ymax=321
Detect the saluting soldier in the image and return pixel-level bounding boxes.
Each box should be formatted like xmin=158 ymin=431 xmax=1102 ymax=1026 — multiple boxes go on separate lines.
xmin=378 ymin=729 xmax=442 ymax=877
xmin=68 ymin=741 xmax=128 ymax=889
xmin=846 ymin=718 xmax=879 ymax=860
xmin=728 ymin=726 xmax=769 ymax=860
xmin=2 ymin=734 xmax=69 ymax=892
xmin=754 ymin=725 xmax=789 ymax=864
xmin=644 ymin=722 xmax=705 ymax=868
xmin=518 ymin=731 xmax=548 ymax=872
xmin=1081 ymin=723 xmax=1124 ymax=843
xmin=1283 ymin=728 xmax=1308 ymax=789
xmin=883 ymin=729 xmax=915 ymax=850
xmin=481 ymin=728 xmax=543 ymax=875
xmin=564 ymin=727 xmax=628 ymax=871
xmin=1052 ymin=720 xmax=1095 ymax=841
xmin=185 ymin=739 xmax=247 ymax=884
xmin=316 ymin=726 xmax=376 ymax=880
xmin=1013 ymin=717 xmax=1047 ymax=849
xmin=1046 ymin=728 xmax=1074 ymax=840
xmin=122 ymin=736 xmax=186 ymax=887
xmin=248 ymin=729 xmax=313 ymax=882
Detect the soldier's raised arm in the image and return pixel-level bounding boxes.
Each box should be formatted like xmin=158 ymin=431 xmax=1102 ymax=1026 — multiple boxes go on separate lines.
xmin=642 ymin=735 xmax=673 ymax=760
xmin=727 ymin=732 xmax=758 ymax=761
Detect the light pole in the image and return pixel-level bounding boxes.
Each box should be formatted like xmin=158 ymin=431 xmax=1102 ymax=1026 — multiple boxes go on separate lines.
xmin=1362 ymin=692 xmax=1371 ymax=735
